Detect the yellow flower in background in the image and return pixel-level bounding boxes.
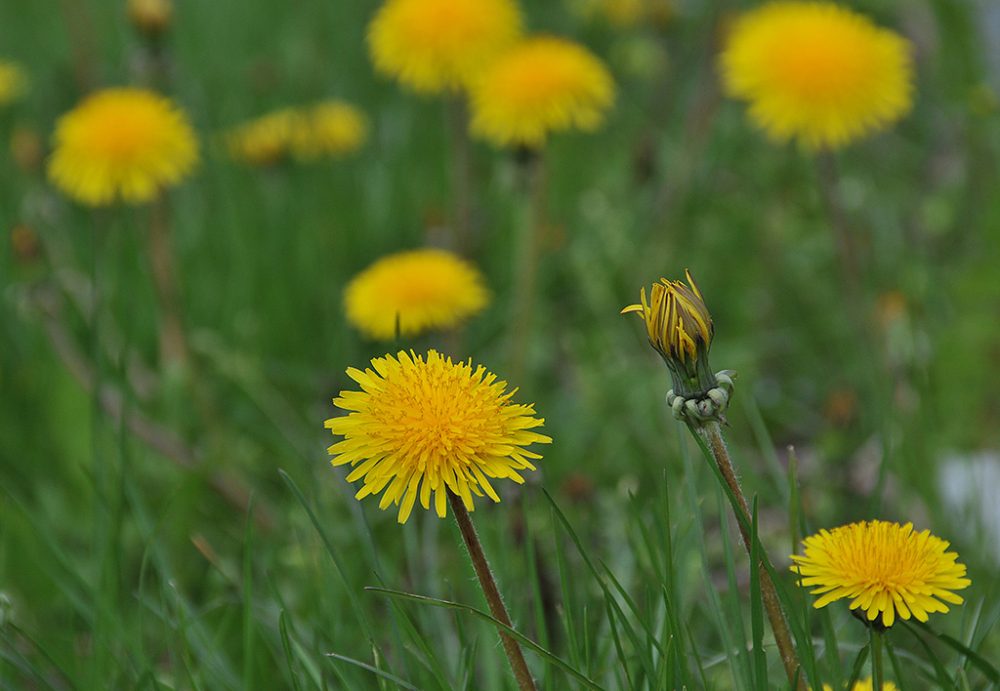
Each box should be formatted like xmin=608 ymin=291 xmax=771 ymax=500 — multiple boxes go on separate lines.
xmin=48 ymin=88 xmax=198 ymax=206
xmin=225 ymin=109 xmax=297 ymax=166
xmin=0 ymin=61 xmax=28 ymax=106
xmin=326 ymin=350 xmax=551 ymax=523
xmin=368 ymin=0 xmax=522 ymax=94
xmin=344 ymin=248 xmax=489 ymax=340
xmin=469 ymin=36 xmax=615 ymax=148
xmin=290 ymin=101 xmax=368 ymax=160
xmin=720 ymin=1 xmax=913 ymax=150
xmin=127 ymin=0 xmax=173 ymax=36
xmin=791 ymin=520 xmax=970 ymax=628
xmin=823 ymin=679 xmax=898 ymax=691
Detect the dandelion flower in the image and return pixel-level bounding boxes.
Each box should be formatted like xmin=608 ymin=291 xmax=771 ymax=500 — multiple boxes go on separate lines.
xmin=791 ymin=520 xmax=971 ymax=628
xmin=622 ymin=270 xmax=718 ymax=397
xmin=368 ymin=0 xmax=522 ymax=94
xmin=0 ymin=61 xmax=27 ymax=106
xmin=127 ymin=0 xmax=173 ymax=36
xmin=290 ymin=100 xmax=368 ymax=160
xmin=326 ymin=350 xmax=552 ymax=523
xmin=225 ymin=109 xmax=297 ymax=166
xmin=470 ymin=36 xmax=615 ymax=148
xmin=823 ymin=679 xmax=898 ymax=691
xmin=48 ymin=88 xmax=198 ymax=206
xmin=720 ymin=2 xmax=913 ymax=149
xmin=344 ymin=248 xmax=489 ymax=340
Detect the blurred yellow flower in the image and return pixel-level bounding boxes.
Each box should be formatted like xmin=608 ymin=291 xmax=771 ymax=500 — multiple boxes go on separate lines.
xmin=344 ymin=248 xmax=489 ymax=340
xmin=720 ymin=1 xmax=913 ymax=149
xmin=368 ymin=0 xmax=522 ymax=94
xmin=326 ymin=350 xmax=551 ymax=523
xmin=290 ymin=101 xmax=368 ymax=160
xmin=0 ymin=61 xmax=27 ymax=106
xmin=127 ymin=0 xmax=173 ymax=36
xmin=823 ymin=679 xmax=898 ymax=691
xmin=48 ymin=88 xmax=198 ymax=206
xmin=470 ymin=36 xmax=615 ymax=148
xmin=791 ymin=520 xmax=970 ymax=628
xmin=225 ymin=109 xmax=296 ymax=166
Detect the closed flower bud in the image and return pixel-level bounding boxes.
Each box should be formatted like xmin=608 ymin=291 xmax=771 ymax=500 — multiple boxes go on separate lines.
xmin=127 ymin=0 xmax=173 ymax=37
xmin=622 ymin=270 xmax=717 ymax=398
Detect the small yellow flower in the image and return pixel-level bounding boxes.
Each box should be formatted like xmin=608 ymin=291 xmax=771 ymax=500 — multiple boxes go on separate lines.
xmin=127 ymin=0 xmax=173 ymax=36
xmin=0 ymin=61 xmax=28 ymax=106
xmin=225 ymin=109 xmax=297 ymax=166
xmin=290 ymin=100 xmax=368 ymax=160
xmin=48 ymin=88 xmax=198 ymax=206
xmin=344 ymin=248 xmax=490 ymax=340
xmin=368 ymin=0 xmax=522 ymax=94
xmin=720 ymin=1 xmax=913 ymax=150
xmin=326 ymin=350 xmax=551 ymax=523
xmin=791 ymin=520 xmax=971 ymax=628
xmin=823 ymin=679 xmax=898 ymax=691
xmin=469 ymin=36 xmax=615 ymax=148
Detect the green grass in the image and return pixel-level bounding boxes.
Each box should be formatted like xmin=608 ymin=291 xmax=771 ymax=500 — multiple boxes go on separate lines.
xmin=3 ymin=0 xmax=1000 ymax=688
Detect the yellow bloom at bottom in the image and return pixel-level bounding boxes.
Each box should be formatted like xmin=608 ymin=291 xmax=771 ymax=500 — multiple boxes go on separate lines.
xmin=823 ymin=679 xmax=897 ymax=691
xmin=326 ymin=350 xmax=551 ymax=523
xmin=791 ymin=520 xmax=970 ymax=628
xmin=47 ymin=88 xmax=198 ymax=206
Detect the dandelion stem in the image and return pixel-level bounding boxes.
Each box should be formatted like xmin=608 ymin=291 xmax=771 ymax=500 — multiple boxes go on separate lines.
xmin=871 ymin=628 xmax=885 ymax=691
xmin=815 ymin=152 xmax=860 ymax=293
xmin=508 ymin=150 xmax=547 ymax=383
xmin=145 ymin=200 xmax=191 ymax=369
xmin=446 ymin=97 xmax=474 ymax=253
xmin=448 ymin=492 xmax=538 ymax=691
xmin=697 ymin=422 xmax=806 ymax=691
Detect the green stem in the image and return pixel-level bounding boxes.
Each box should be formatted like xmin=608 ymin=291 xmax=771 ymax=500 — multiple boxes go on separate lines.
xmin=698 ymin=422 xmax=806 ymax=691
xmin=871 ymin=629 xmax=885 ymax=691
xmin=448 ymin=492 xmax=537 ymax=691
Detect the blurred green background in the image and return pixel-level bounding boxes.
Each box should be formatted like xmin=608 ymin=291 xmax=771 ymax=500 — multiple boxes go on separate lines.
xmin=2 ymin=0 xmax=999 ymax=688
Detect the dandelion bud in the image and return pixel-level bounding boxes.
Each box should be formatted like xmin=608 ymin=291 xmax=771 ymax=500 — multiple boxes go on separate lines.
xmin=127 ymin=0 xmax=173 ymax=37
xmin=10 ymin=125 xmax=43 ymax=173
xmin=622 ymin=270 xmax=716 ymax=398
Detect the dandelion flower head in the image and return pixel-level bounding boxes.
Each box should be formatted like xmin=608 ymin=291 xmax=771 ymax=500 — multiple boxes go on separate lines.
xmin=0 ymin=61 xmax=28 ymax=106
xmin=368 ymin=0 xmax=522 ymax=94
xmin=344 ymin=248 xmax=490 ymax=340
xmin=791 ymin=520 xmax=970 ymax=628
xmin=290 ymin=100 xmax=368 ymax=160
xmin=720 ymin=1 xmax=913 ymax=149
xmin=621 ymin=270 xmax=713 ymax=368
xmin=326 ymin=350 xmax=552 ymax=523
xmin=225 ymin=109 xmax=297 ymax=166
xmin=48 ymin=87 xmax=198 ymax=206
xmin=470 ymin=36 xmax=615 ymax=148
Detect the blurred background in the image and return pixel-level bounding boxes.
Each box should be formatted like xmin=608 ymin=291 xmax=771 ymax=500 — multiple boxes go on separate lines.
xmin=1 ymin=0 xmax=999 ymax=688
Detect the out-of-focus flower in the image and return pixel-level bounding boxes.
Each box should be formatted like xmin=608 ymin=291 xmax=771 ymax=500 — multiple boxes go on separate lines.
xmin=10 ymin=125 xmax=44 ymax=173
xmin=344 ymin=248 xmax=489 ymax=340
xmin=0 ymin=61 xmax=27 ymax=106
xmin=368 ymin=0 xmax=522 ymax=94
xmin=719 ymin=2 xmax=913 ymax=149
xmin=578 ymin=0 xmax=673 ymax=29
xmin=127 ymin=0 xmax=173 ymax=37
xmin=47 ymin=88 xmax=198 ymax=206
xmin=225 ymin=109 xmax=296 ymax=167
xmin=290 ymin=101 xmax=368 ymax=160
xmin=622 ymin=270 xmax=717 ymax=397
xmin=791 ymin=520 xmax=970 ymax=628
xmin=326 ymin=350 xmax=551 ymax=523
xmin=469 ymin=36 xmax=615 ymax=148
xmin=823 ymin=679 xmax=898 ymax=691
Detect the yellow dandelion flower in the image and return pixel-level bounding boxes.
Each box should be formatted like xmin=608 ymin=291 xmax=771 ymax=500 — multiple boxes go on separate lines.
xmin=791 ymin=520 xmax=971 ymax=628
xmin=326 ymin=349 xmax=552 ymax=523
xmin=470 ymin=36 xmax=615 ymax=148
xmin=48 ymin=88 xmax=198 ymax=206
xmin=127 ymin=0 xmax=173 ymax=36
xmin=368 ymin=0 xmax=522 ymax=94
xmin=0 ymin=61 xmax=28 ymax=106
xmin=823 ymin=679 xmax=898 ymax=691
xmin=225 ymin=109 xmax=297 ymax=166
xmin=719 ymin=2 xmax=913 ymax=150
xmin=344 ymin=248 xmax=490 ymax=340
xmin=290 ymin=100 xmax=368 ymax=160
